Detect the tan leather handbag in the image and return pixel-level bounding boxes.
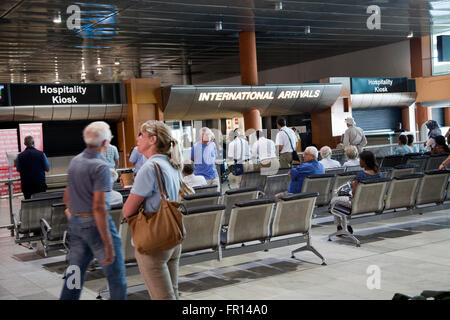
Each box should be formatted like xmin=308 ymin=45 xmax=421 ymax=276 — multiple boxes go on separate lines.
xmin=126 ymin=163 xmax=185 ymax=254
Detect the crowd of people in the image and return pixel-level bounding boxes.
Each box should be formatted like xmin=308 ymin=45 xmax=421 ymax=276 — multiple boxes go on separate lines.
xmin=13 ymin=116 xmax=450 ymax=301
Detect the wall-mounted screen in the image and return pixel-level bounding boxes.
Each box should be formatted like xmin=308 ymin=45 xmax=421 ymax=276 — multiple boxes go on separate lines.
xmin=0 ymin=84 xmax=6 ymax=105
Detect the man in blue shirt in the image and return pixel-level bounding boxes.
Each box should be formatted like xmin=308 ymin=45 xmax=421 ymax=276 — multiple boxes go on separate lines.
xmin=286 ymin=146 xmax=325 ymax=194
xmin=190 ymin=127 xmax=220 ymax=191
xmin=16 ymin=136 xmax=50 ymax=199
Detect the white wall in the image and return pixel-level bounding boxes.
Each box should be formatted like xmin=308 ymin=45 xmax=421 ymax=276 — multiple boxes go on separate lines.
xmin=200 ymin=41 xmax=412 ymax=85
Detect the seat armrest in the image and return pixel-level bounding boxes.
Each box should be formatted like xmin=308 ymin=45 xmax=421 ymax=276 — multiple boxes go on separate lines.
xmin=40 ymin=218 xmax=51 ymax=236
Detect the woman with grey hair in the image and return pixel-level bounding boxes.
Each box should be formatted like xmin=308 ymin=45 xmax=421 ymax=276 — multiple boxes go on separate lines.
xmin=319 ymin=146 xmax=341 ymax=169
xmin=342 ymin=145 xmax=360 ymax=167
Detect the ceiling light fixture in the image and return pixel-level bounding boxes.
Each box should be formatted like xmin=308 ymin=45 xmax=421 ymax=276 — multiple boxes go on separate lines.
xmin=407 ymin=31 xmax=414 ymax=38
xmin=275 ymin=2 xmax=283 ymax=10
xmin=305 ymin=26 xmax=311 ymax=34
xmin=53 ymin=11 xmax=62 ymax=24
xmin=97 ymin=67 xmax=102 ymax=75
xmin=215 ymin=21 xmax=223 ymax=31
xmin=114 ymin=58 xmax=120 ymax=65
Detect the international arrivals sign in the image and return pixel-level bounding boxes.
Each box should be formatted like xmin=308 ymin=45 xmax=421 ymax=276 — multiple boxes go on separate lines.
xmin=198 ymin=89 xmax=322 ymax=102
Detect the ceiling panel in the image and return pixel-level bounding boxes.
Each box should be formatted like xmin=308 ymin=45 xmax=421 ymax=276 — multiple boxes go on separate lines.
xmin=0 ymin=0 xmax=447 ymax=85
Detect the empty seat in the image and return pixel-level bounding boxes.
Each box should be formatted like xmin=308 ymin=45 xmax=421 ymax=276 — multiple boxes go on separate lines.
xmin=40 ymin=203 xmax=68 ymax=257
xmin=384 ymin=173 xmax=423 ymax=211
xmin=109 ymin=206 xmax=123 ymax=231
xmin=325 ymin=167 xmax=345 ymax=175
xmin=345 ymin=165 xmax=363 ymax=172
xmin=406 ymin=155 xmax=429 ymax=173
xmin=272 ymin=192 xmax=325 ymax=265
xmin=119 ymin=222 xmax=135 ymax=263
xmin=193 ymin=184 xmax=219 ymax=194
xmin=31 ymin=191 xmax=65 ymax=199
xmin=379 ymin=167 xmax=393 ymax=179
xmin=222 ymin=187 xmax=261 ymax=226
xmin=391 ymin=164 xmax=419 ymax=179
xmin=239 ymin=171 xmax=266 ymax=188
xmin=301 ymin=174 xmax=335 ymax=206
xmin=14 ymin=194 xmax=64 ymax=244
xmin=227 ymin=199 xmax=276 ymax=246
xmin=182 ymin=192 xmax=221 ymax=210
xmin=182 ymin=205 xmax=226 ymax=260
xmin=277 ymin=167 xmax=291 ymax=175
xmin=425 ymin=154 xmax=450 ymax=171
xmin=262 ymin=174 xmax=291 ymax=199
xmin=381 ymin=155 xmax=403 ymax=168
xmin=45 ymin=174 xmax=68 ymax=190
xmin=415 ymin=170 xmax=450 ymax=206
xmin=329 ymin=178 xmax=391 ymax=246
xmin=402 ymin=153 xmax=422 ymax=164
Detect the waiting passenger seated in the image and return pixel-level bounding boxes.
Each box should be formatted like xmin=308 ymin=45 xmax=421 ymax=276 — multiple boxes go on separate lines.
xmin=319 ymin=146 xmax=341 ymax=169
xmin=108 ymin=168 xmax=123 ymax=207
xmin=330 ymin=150 xmax=383 ymax=234
xmin=182 ymin=163 xmax=207 ymax=188
xmin=275 ymin=146 xmax=324 ymax=199
xmin=395 ymin=134 xmax=414 ymax=156
xmin=342 ymin=145 xmax=360 ymax=167
xmin=432 ymin=135 xmax=450 ymax=155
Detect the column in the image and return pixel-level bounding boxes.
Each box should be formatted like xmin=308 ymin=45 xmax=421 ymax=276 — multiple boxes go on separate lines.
xmin=445 ymin=107 xmax=450 ymax=126
xmin=239 ymin=31 xmax=262 ymax=132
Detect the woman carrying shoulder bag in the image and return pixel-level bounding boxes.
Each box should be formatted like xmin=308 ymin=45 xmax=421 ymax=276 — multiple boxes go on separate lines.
xmin=122 ymin=120 xmax=183 ymax=300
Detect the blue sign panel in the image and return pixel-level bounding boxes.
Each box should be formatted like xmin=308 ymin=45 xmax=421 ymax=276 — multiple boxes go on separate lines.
xmin=351 ymin=78 xmax=408 ymax=94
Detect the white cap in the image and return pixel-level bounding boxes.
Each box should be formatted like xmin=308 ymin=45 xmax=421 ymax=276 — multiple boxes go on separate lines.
xmin=345 ymin=117 xmax=355 ymax=125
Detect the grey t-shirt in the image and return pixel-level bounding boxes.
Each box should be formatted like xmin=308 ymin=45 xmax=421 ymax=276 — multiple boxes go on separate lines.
xmin=68 ymin=148 xmax=111 ymax=213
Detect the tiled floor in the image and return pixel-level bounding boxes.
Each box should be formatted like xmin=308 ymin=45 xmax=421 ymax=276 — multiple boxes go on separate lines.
xmin=1 ymin=195 xmax=449 ymax=300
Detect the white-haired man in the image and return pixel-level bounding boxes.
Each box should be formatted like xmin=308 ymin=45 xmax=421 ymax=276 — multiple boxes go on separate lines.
xmin=227 ymin=128 xmax=250 ymax=187
xmin=190 ymin=127 xmax=220 ymax=191
xmin=319 ymin=146 xmax=341 ymax=169
xmin=278 ymin=146 xmax=324 ymax=198
xmin=343 ymin=117 xmax=367 ymax=153
xmin=60 ymin=121 xmax=126 ymax=300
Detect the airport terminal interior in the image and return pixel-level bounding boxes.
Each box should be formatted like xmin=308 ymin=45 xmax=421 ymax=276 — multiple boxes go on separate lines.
xmin=0 ymin=0 xmax=450 ymax=301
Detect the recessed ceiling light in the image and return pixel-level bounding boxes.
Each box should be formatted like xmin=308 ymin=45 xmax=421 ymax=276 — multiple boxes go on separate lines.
xmin=215 ymin=21 xmax=223 ymax=31
xmin=305 ymin=26 xmax=311 ymax=34
xmin=53 ymin=12 xmax=62 ymax=24
xmin=407 ymin=31 xmax=414 ymax=38
xmin=275 ymin=2 xmax=283 ymax=10
xmin=114 ymin=58 xmax=120 ymax=65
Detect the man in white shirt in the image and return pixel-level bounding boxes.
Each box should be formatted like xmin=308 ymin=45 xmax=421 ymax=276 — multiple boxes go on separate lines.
xmin=227 ymin=129 xmax=251 ymax=188
xmin=343 ymin=117 xmax=367 ymax=153
xmin=251 ymin=130 xmax=280 ymax=175
xmin=319 ymin=146 xmax=341 ymax=170
xmin=275 ymin=118 xmax=298 ymax=168
xmin=182 ymin=164 xmax=207 ymax=188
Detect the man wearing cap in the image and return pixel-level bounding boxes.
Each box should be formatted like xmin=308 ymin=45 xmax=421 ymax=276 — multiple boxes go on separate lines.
xmin=343 ymin=117 xmax=367 ymax=153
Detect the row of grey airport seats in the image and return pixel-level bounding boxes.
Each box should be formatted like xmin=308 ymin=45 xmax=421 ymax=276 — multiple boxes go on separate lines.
xmin=329 ymin=169 xmax=450 ymax=247
xmin=120 ymin=192 xmax=326 ymax=267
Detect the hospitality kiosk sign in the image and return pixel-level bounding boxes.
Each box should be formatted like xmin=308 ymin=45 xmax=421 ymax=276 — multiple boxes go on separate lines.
xmin=8 ymin=83 xmax=103 ymax=105
xmin=351 ymin=78 xmax=408 ymax=94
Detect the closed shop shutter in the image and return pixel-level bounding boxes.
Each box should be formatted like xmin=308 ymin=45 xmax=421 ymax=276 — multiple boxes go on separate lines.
xmin=352 ymin=107 xmax=402 ymax=131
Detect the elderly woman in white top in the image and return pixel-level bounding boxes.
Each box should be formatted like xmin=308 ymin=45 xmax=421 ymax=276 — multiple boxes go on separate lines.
xmin=319 ymin=146 xmax=341 ymax=169
xmin=343 ymin=145 xmax=360 ymax=167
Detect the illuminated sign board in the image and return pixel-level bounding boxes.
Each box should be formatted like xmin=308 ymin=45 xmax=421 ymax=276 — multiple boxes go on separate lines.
xmin=197 ymin=89 xmax=321 ymax=102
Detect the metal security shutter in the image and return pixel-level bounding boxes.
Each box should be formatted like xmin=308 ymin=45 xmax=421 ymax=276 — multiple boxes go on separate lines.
xmin=352 ymin=107 xmax=402 ymax=131
xmin=432 ymin=108 xmax=445 ymax=127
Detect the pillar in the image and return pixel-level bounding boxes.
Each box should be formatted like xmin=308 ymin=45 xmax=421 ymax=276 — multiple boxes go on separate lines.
xmin=445 ymin=107 xmax=450 ymax=126
xmin=120 ymin=78 xmax=163 ymax=168
xmin=239 ymin=31 xmax=262 ymax=132
xmin=401 ymin=107 xmax=411 ymax=132
xmin=410 ymin=36 xmax=432 ymax=78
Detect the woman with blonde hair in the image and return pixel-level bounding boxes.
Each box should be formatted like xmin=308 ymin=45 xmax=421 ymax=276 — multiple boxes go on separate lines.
xmin=122 ymin=120 xmax=183 ymax=300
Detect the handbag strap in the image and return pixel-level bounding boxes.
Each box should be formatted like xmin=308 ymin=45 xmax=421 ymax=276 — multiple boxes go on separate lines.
xmin=153 ymin=162 xmax=169 ymax=200
xmin=282 ymin=130 xmax=295 ymax=152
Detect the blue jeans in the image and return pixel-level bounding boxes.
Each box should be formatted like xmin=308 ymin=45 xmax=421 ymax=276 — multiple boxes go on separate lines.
xmin=60 ymin=214 xmax=127 ymax=300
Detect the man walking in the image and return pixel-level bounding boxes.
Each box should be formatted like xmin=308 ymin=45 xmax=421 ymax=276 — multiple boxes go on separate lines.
xmin=16 ymin=136 xmax=50 ymax=199
xmin=343 ymin=117 xmax=367 ymax=153
xmin=275 ymin=118 xmax=298 ymax=168
xmin=60 ymin=121 xmax=126 ymax=300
